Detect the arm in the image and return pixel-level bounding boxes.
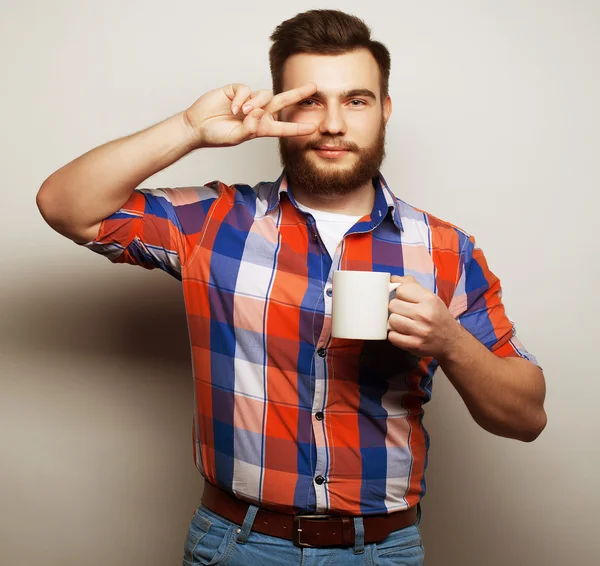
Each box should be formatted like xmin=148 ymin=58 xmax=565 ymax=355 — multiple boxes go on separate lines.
xmin=36 ymin=113 xmax=197 ymax=243
xmin=436 ymin=321 xmax=546 ymax=442
xmin=36 ymin=83 xmax=317 ymax=244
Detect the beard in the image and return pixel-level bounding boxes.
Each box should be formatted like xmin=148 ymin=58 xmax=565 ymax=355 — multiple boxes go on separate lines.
xmin=278 ymin=120 xmax=386 ymax=197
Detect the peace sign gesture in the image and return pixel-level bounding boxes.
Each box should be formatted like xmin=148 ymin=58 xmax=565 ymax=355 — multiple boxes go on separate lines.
xmin=184 ymin=82 xmax=317 ymax=148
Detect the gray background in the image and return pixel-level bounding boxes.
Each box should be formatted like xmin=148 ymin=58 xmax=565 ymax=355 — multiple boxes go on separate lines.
xmin=1 ymin=0 xmax=597 ymax=564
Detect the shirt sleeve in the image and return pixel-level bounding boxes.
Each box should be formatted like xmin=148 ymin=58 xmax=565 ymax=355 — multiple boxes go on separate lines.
xmin=448 ymin=234 xmax=540 ymax=368
xmin=80 ymin=184 xmax=219 ymax=280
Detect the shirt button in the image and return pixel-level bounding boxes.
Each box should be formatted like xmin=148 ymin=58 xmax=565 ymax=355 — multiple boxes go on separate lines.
xmin=325 ymin=287 xmax=333 ymax=297
xmin=315 ymin=475 xmax=325 ymax=485
xmin=317 ymin=348 xmax=326 ymax=358
xmin=315 ymin=411 xmax=324 ymax=421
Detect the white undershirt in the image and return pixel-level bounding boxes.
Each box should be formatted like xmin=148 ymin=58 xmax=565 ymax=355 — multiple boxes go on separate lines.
xmin=296 ymin=201 xmax=363 ymax=259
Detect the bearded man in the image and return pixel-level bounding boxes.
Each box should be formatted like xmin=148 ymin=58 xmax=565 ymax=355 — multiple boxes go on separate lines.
xmin=37 ymin=9 xmax=546 ymax=566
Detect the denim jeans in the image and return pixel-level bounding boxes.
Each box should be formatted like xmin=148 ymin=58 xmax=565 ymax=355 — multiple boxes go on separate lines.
xmin=182 ymin=503 xmax=424 ymax=566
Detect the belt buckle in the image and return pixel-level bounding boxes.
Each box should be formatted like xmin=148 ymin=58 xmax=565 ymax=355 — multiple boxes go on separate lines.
xmin=293 ymin=514 xmax=332 ymax=548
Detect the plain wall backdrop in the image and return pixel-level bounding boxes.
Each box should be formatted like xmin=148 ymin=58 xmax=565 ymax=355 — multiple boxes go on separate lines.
xmin=1 ymin=1 xmax=598 ymax=564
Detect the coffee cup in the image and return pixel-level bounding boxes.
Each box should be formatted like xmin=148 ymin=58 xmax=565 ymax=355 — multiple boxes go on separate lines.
xmin=331 ymin=270 xmax=401 ymax=340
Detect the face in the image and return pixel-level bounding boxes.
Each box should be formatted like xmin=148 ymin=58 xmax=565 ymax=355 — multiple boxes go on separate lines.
xmin=278 ymin=49 xmax=392 ymax=197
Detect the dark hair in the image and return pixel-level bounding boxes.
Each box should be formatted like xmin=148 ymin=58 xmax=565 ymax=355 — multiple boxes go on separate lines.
xmin=269 ymin=10 xmax=391 ymax=98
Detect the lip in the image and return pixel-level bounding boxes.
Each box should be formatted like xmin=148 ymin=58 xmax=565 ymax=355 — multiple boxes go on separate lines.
xmin=313 ymin=147 xmax=351 ymax=159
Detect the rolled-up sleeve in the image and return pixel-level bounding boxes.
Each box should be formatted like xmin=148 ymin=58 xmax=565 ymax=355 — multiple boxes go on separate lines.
xmin=449 ymin=234 xmax=540 ymax=368
xmin=81 ymin=185 xmax=219 ymax=280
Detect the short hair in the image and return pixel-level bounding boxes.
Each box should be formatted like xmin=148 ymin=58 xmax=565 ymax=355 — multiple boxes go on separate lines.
xmin=269 ymin=9 xmax=391 ymax=98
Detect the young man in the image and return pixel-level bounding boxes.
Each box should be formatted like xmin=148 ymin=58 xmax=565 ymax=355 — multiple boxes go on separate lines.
xmin=37 ymin=9 xmax=546 ymax=566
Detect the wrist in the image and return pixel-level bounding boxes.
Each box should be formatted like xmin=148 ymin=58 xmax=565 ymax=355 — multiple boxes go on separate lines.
xmin=436 ymin=318 xmax=469 ymax=366
xmin=179 ymin=110 xmax=204 ymax=151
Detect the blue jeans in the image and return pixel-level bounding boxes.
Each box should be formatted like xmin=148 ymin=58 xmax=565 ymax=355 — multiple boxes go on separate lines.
xmin=182 ymin=503 xmax=424 ymax=565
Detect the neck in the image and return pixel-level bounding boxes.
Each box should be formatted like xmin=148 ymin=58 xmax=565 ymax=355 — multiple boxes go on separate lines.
xmin=291 ymin=179 xmax=376 ymax=216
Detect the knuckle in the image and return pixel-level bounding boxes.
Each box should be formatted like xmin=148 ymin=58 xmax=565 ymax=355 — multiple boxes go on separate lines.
xmin=253 ymin=92 xmax=273 ymax=108
xmin=236 ymin=84 xmax=250 ymax=98
xmin=256 ymin=121 xmax=268 ymax=136
xmin=276 ymin=91 xmax=289 ymax=104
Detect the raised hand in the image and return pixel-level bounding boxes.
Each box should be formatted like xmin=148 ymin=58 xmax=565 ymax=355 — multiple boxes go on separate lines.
xmin=183 ymin=83 xmax=318 ymax=148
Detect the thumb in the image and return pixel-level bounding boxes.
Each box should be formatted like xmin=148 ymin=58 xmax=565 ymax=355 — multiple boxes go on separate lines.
xmin=391 ymin=275 xmax=417 ymax=284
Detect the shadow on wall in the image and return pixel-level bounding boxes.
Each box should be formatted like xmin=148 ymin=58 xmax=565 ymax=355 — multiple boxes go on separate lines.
xmin=0 ymin=263 xmax=202 ymax=566
xmin=1 ymin=264 xmax=190 ymax=370
xmin=419 ymin=376 xmax=561 ymax=565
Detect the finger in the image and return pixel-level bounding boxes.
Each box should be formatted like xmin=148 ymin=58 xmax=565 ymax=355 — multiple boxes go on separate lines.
xmin=387 ymin=329 xmax=420 ymax=353
xmin=228 ymin=84 xmax=252 ymax=115
xmin=389 ymin=298 xmax=419 ymax=319
xmin=266 ymin=82 xmax=318 ymax=114
xmin=388 ymin=313 xmax=419 ymax=335
xmin=257 ymin=119 xmax=316 ymax=138
xmin=241 ymin=108 xmax=267 ymax=137
xmin=391 ymin=275 xmax=418 ymax=285
xmin=241 ymin=89 xmax=274 ymax=114
xmin=393 ymin=280 xmax=426 ymax=304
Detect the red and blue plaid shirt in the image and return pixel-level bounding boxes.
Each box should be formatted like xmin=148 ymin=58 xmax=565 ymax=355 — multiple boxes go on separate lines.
xmin=84 ymin=172 xmax=537 ymax=516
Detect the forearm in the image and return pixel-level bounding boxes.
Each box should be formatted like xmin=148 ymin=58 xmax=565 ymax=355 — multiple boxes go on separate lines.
xmin=438 ymin=322 xmax=547 ymax=442
xmin=36 ymin=111 xmax=197 ymax=242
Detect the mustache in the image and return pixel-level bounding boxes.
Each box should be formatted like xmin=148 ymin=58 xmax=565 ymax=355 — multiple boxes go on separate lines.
xmin=307 ymin=138 xmax=360 ymax=152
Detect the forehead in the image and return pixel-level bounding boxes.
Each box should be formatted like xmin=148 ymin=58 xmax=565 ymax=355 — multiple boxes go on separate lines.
xmin=281 ymin=49 xmax=382 ymax=99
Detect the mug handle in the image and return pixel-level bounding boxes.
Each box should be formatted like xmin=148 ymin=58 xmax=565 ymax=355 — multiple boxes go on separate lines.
xmin=386 ymin=281 xmax=402 ymax=331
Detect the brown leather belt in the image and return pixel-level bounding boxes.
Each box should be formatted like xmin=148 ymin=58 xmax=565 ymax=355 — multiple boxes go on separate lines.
xmin=201 ymin=481 xmax=418 ymax=548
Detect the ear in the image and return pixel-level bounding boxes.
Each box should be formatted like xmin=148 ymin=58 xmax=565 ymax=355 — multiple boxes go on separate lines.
xmin=382 ymin=95 xmax=392 ymax=124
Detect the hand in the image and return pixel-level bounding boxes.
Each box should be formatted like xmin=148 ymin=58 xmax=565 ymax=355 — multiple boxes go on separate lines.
xmin=183 ymin=83 xmax=317 ymax=149
xmin=387 ymin=276 xmax=460 ymax=360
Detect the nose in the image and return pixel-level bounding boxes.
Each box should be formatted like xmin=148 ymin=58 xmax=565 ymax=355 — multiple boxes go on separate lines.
xmin=318 ymin=104 xmax=347 ymax=136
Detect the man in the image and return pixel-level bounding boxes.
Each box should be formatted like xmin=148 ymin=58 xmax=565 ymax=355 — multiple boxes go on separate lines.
xmin=36 ymin=9 xmax=547 ymax=565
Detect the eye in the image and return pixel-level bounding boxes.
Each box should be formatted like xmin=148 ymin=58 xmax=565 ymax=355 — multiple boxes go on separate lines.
xmin=299 ymin=99 xmax=317 ymax=107
xmin=349 ymin=99 xmax=367 ymax=106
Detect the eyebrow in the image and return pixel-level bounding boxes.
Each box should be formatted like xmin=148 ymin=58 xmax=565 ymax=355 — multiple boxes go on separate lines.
xmin=311 ymin=88 xmax=378 ymax=101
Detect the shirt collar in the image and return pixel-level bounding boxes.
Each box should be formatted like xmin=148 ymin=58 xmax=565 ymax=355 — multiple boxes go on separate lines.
xmin=266 ymin=170 xmax=403 ymax=232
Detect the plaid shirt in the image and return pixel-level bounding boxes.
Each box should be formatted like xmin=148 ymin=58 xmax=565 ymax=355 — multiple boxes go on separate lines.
xmin=84 ymin=172 xmax=537 ymax=516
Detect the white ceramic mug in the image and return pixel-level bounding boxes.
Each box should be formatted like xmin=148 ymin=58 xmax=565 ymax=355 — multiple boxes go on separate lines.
xmin=331 ymin=270 xmax=401 ymax=340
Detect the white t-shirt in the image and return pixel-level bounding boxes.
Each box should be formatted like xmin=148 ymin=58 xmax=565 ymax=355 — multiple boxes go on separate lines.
xmin=296 ymin=201 xmax=363 ymax=259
